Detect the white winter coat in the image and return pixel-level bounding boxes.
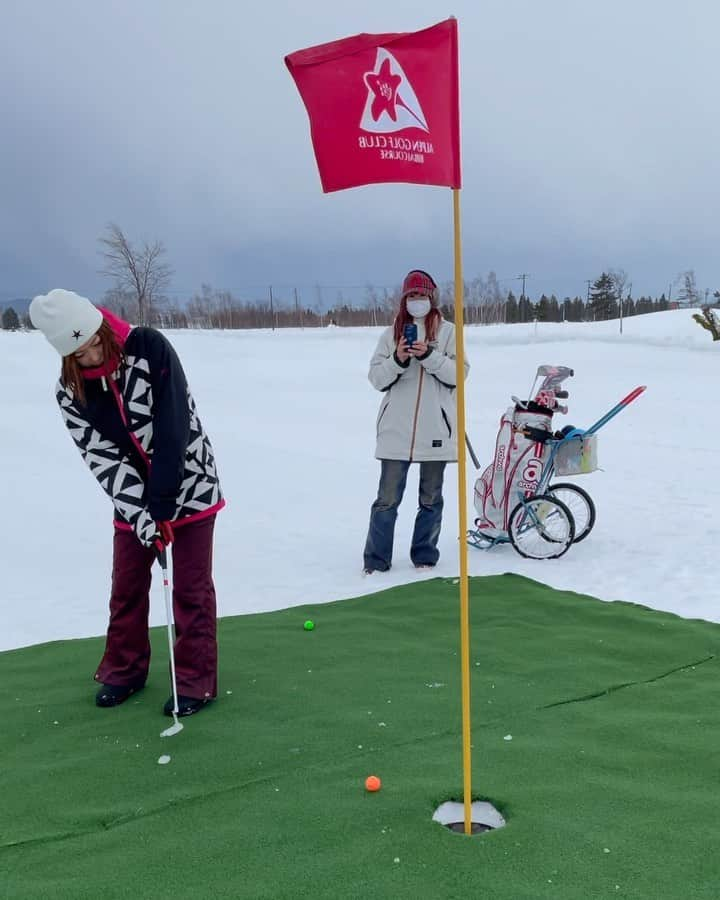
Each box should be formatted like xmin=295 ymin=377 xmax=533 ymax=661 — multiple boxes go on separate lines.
xmin=369 ymin=318 xmax=470 ymax=462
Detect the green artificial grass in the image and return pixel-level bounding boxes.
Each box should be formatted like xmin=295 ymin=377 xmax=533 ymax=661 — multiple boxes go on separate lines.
xmin=1 ymin=574 xmax=719 ymax=899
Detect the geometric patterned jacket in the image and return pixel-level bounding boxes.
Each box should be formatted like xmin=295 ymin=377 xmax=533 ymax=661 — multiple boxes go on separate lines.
xmin=55 ymin=313 xmax=224 ymax=547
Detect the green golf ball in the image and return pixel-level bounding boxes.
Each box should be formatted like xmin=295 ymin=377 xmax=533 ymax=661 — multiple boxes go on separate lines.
xmin=303 ymin=620 xmax=315 ymax=631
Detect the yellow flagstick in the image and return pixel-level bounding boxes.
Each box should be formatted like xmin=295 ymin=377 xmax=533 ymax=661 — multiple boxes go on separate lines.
xmin=452 ymin=187 xmax=473 ymax=835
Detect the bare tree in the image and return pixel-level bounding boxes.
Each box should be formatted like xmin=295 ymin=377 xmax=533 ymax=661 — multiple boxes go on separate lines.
xmin=365 ymin=283 xmax=379 ymax=326
xmin=674 ymin=270 xmax=700 ymax=307
xmin=608 ymin=268 xmax=630 ymax=305
xmin=98 ymin=223 xmax=173 ymax=325
xmin=100 ymin=287 xmax=136 ymax=322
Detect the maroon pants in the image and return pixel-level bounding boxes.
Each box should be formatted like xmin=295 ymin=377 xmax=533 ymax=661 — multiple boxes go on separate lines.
xmin=95 ymin=514 xmax=217 ymax=700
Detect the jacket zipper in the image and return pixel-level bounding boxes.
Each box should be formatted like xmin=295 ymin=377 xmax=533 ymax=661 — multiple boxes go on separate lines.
xmin=107 ymin=373 xmax=151 ymax=468
xmin=408 ymin=367 xmax=424 ymax=461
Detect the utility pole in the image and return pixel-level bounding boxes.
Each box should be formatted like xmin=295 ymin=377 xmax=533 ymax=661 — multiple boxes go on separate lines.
xmin=585 ymin=279 xmax=592 ymax=321
xmin=269 ymin=285 xmax=275 ymax=331
xmin=316 ymin=284 xmax=324 ymax=328
xmin=516 ymin=273 xmax=530 ymax=299
xmin=369 ymin=289 xmax=378 ymax=327
xmin=294 ymin=286 xmax=304 ymax=328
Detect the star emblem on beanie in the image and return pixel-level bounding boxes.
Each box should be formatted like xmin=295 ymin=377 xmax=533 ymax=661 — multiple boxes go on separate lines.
xmin=29 ymin=289 xmax=104 ymax=357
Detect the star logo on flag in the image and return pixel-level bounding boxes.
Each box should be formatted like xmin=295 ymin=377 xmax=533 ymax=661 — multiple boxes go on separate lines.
xmin=72 ymin=330 xmax=83 ymax=340
xmin=364 ymin=58 xmax=402 ymax=122
xmin=360 ymin=49 xmax=429 ymax=134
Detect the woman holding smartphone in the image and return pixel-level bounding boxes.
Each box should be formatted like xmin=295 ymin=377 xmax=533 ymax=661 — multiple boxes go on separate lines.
xmin=362 ymin=270 xmax=470 ymax=575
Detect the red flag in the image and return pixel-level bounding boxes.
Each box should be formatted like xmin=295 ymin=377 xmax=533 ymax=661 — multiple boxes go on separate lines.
xmin=285 ymin=19 xmax=461 ymax=193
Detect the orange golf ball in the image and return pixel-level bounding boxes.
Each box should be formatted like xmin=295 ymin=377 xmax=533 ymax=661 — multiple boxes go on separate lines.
xmin=365 ymin=775 xmax=381 ymax=792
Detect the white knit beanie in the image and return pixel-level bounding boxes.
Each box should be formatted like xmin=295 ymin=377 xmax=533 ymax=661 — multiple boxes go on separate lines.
xmin=29 ymin=289 xmax=104 ymax=357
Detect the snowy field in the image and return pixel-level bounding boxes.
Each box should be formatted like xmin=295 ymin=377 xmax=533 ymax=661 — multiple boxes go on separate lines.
xmin=1 ymin=308 xmax=716 ymax=651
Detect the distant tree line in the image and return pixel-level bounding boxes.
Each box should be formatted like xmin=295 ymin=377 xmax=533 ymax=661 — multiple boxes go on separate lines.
xmin=92 ymin=273 xmax=717 ymax=331
xmin=89 ymin=227 xmax=720 ymax=330
xmin=5 ymin=276 xmax=718 ymax=333
xmin=3 ymin=223 xmax=718 ymax=332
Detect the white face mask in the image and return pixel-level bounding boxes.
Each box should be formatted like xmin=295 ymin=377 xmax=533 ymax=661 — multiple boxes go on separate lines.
xmin=406 ymin=298 xmax=432 ymax=318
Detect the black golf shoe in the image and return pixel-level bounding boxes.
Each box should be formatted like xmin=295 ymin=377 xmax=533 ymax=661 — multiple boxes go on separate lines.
xmin=163 ymin=695 xmax=213 ymax=717
xmin=95 ymin=681 xmax=145 ymax=708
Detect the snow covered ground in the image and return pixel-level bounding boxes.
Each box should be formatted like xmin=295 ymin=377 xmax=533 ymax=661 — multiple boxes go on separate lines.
xmin=1 ymin=308 xmax=716 ymax=651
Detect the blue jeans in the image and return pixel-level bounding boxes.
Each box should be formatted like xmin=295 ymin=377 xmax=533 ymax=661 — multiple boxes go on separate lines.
xmin=363 ymin=459 xmax=447 ymax=571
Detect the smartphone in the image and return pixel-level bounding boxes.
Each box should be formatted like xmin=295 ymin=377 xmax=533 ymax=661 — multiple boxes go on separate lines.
xmin=403 ymin=323 xmax=418 ymax=347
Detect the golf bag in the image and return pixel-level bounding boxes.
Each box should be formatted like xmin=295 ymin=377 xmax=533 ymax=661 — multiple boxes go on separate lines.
xmin=473 ymin=366 xmax=574 ymax=539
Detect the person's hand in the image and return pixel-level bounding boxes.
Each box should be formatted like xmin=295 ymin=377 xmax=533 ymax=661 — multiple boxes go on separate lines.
xmin=396 ymin=338 xmax=412 ymax=362
xmin=408 ymin=340 xmax=428 ymax=357
xmin=152 ymin=520 xmax=174 ymax=555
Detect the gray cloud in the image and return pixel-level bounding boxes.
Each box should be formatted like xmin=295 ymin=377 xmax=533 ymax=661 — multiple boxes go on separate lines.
xmin=1 ymin=0 xmax=718 ymax=304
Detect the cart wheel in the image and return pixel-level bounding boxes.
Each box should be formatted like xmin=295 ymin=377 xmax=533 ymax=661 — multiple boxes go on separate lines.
xmin=548 ymin=483 xmax=596 ymax=542
xmin=508 ymin=495 xmax=575 ymax=559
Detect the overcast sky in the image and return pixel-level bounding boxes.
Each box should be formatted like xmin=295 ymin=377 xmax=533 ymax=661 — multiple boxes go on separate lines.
xmin=2 ymin=0 xmax=718 ymax=306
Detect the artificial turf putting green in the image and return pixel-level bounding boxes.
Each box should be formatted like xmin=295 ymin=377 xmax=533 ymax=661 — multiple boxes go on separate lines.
xmin=1 ymin=574 xmax=719 ymax=899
